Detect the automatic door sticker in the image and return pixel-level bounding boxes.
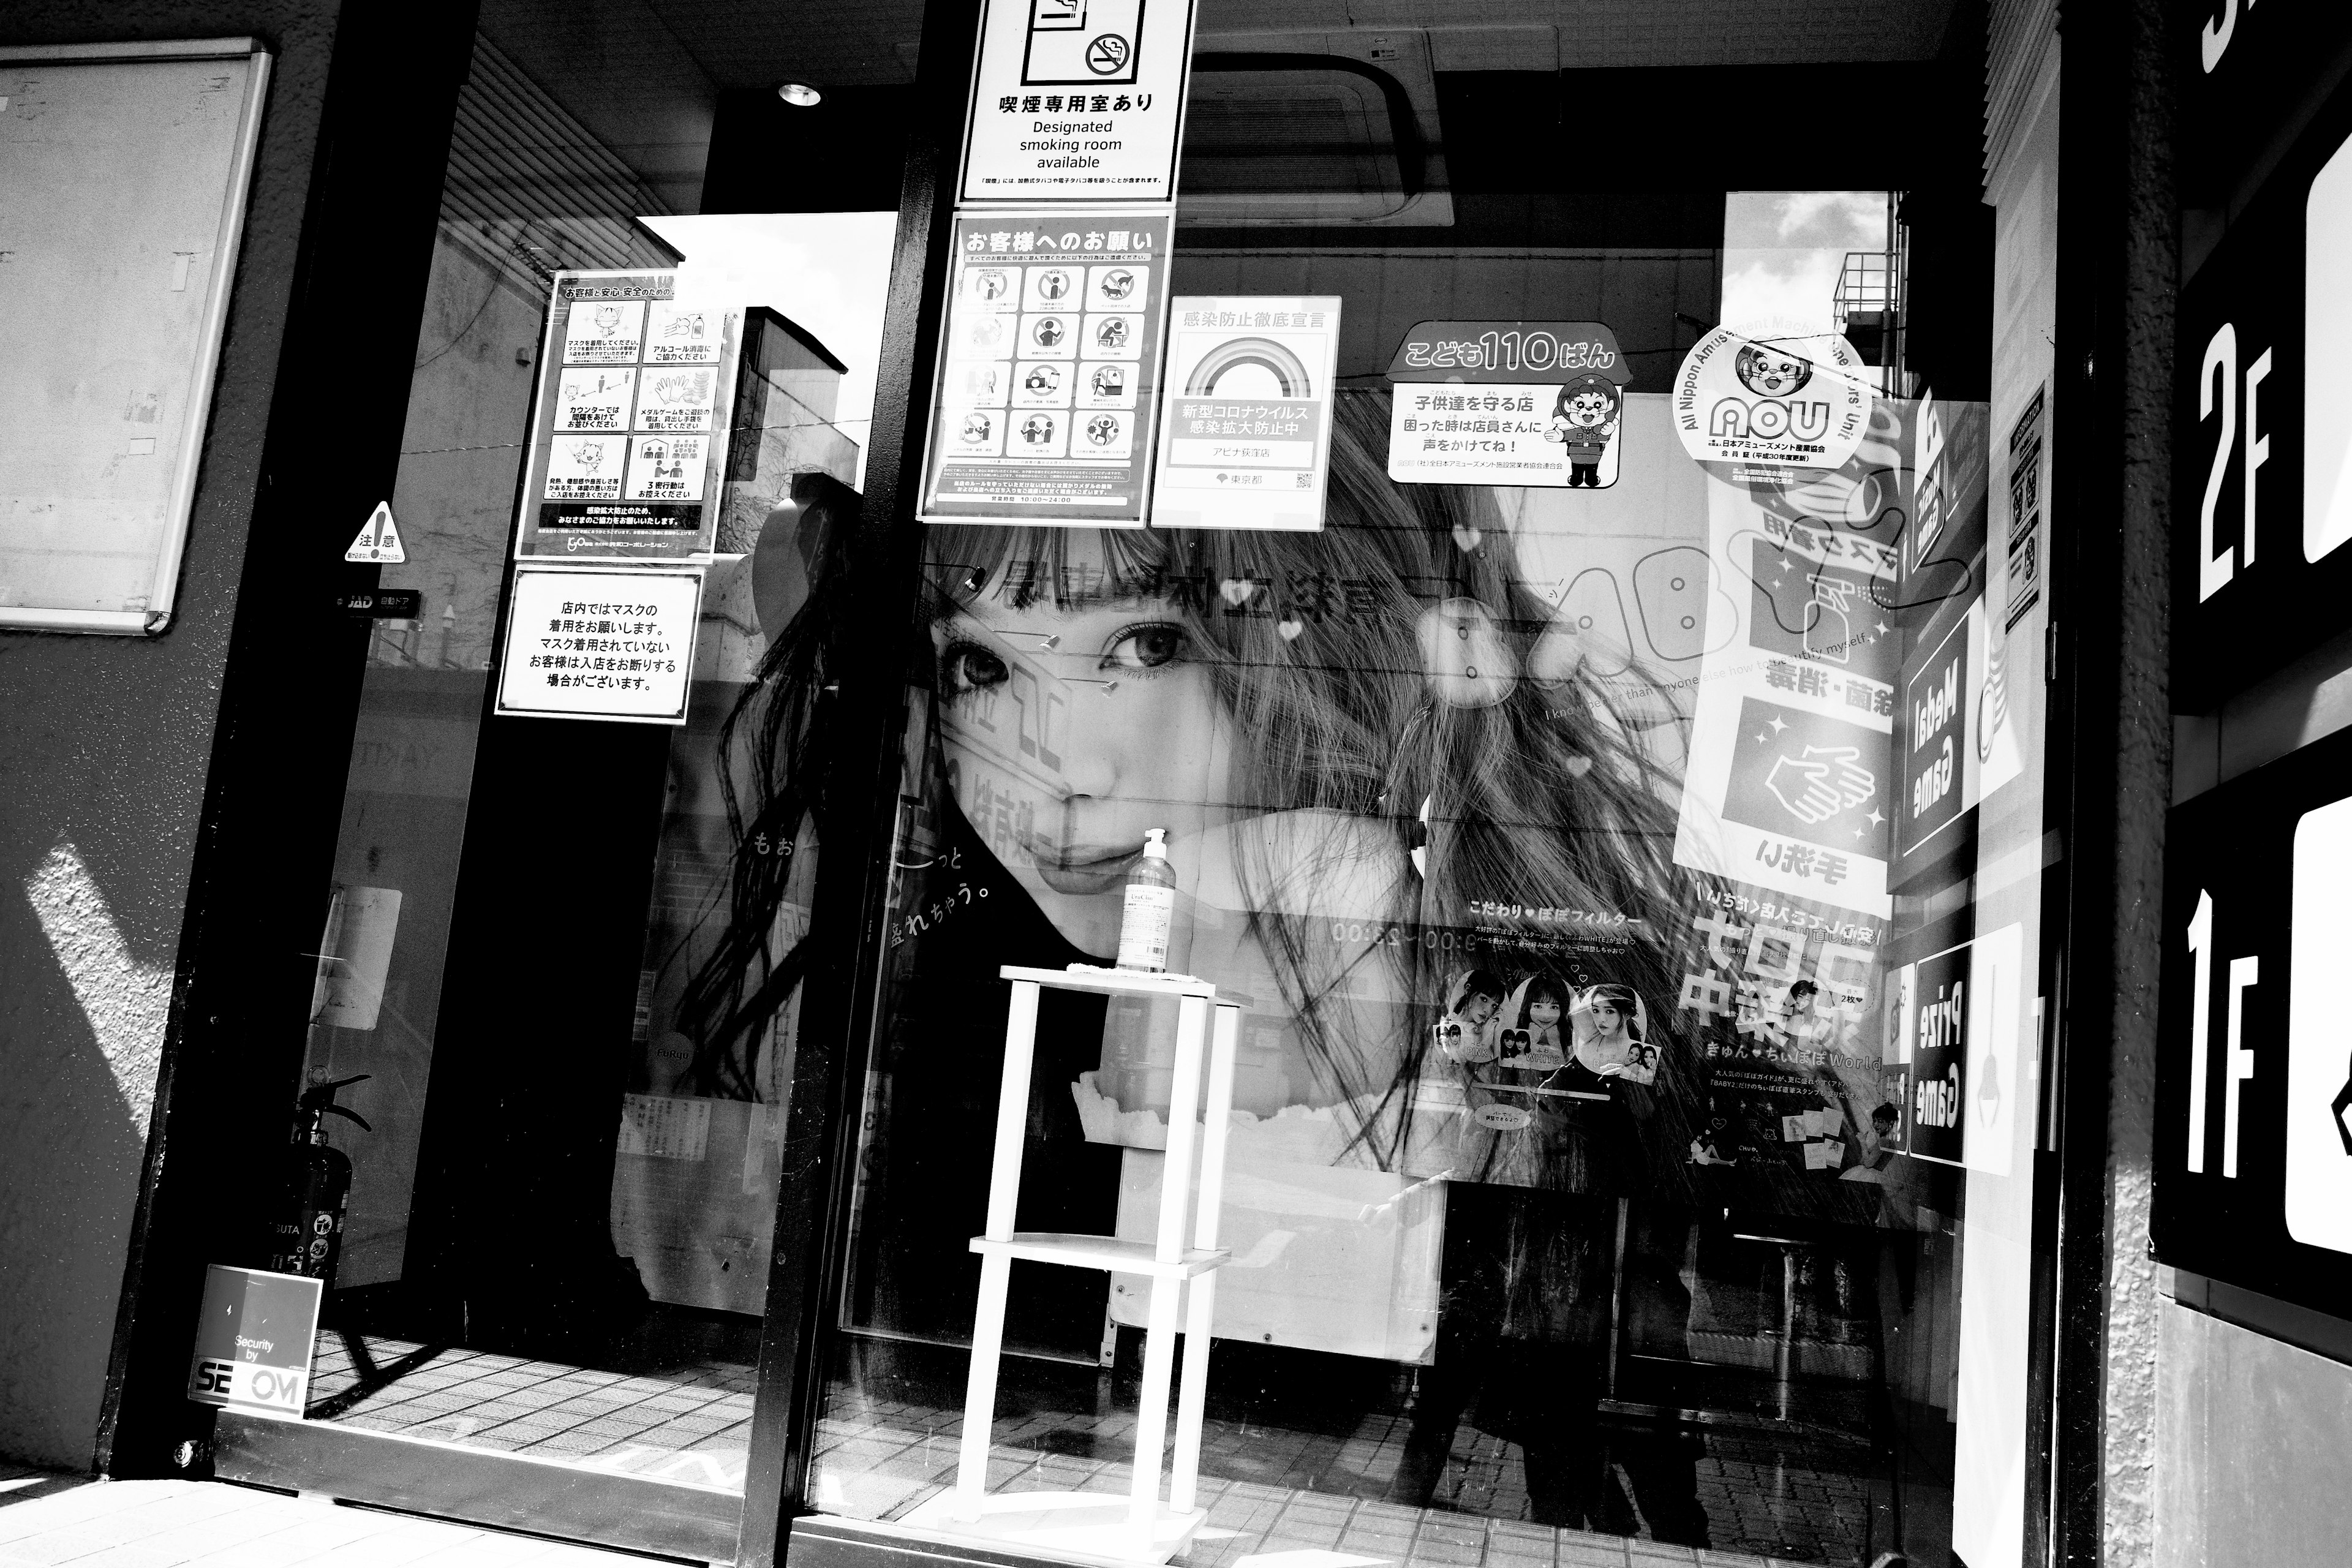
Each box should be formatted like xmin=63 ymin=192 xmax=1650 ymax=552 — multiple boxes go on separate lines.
xmin=545 ymin=435 xmax=627 ymax=500
xmin=554 ymin=369 xmax=635 ymax=433
xmin=1153 ymin=296 xmax=1343 ymax=532
xmin=564 ymin=298 xmax=646 ymax=364
xmin=1023 ymin=0 xmax=1144 ymax=86
xmin=1674 ymin=326 xmax=1874 ymax=471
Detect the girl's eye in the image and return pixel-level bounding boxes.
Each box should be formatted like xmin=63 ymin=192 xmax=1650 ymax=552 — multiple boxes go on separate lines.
xmin=940 ymin=639 xmax=1009 ymax=695
xmin=1102 ymin=621 xmax=1187 ymax=672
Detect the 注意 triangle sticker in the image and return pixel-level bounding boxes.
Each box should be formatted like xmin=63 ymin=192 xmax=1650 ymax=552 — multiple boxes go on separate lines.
xmin=345 ymin=501 xmax=405 ymax=564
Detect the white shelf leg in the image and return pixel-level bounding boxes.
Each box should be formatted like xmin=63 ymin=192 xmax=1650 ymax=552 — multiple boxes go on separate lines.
xmin=956 ymin=979 xmax=1041 ymax=1517
xmin=1129 ymin=992 xmax=1208 ymax=1545
xmin=1169 ymin=1003 xmax=1240 ymax=1515
xmin=1130 ymin=1272 xmax=1182 ymax=1542
xmin=955 ymin=1250 xmax=1012 ymax=1517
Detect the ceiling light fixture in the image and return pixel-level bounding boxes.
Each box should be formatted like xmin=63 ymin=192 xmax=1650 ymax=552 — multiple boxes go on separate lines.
xmin=776 ymin=81 xmax=823 ymax=107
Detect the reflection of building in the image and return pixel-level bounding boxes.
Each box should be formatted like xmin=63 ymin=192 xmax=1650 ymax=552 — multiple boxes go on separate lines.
xmin=718 ymin=307 xmax=859 ymax=550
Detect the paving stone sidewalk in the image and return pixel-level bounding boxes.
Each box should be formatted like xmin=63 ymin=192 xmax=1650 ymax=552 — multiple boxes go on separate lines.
xmin=0 ymin=1466 xmax=671 ymax=1568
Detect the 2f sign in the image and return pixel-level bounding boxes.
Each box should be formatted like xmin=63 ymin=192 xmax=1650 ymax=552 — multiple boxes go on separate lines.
xmin=2195 ymin=323 xmax=2274 ymax=601
xmin=2184 ymin=889 xmax=2260 ymax=1177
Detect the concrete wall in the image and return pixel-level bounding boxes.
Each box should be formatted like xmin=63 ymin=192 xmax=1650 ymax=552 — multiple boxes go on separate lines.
xmin=0 ymin=0 xmax=344 ymax=1469
xmin=2154 ymin=1302 xmax=2352 ymax=1568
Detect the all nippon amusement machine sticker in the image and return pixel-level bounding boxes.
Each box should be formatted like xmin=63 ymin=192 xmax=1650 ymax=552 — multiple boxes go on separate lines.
xmin=1385 ymin=320 xmax=1635 ymax=488
xmin=958 ymin=0 xmax=1198 ymax=204
xmin=921 ymin=209 xmax=1173 ymax=526
xmin=515 ymin=271 xmax=738 ymax=560
xmin=1673 ymin=325 xmax=1873 ymax=473
xmin=1152 ymin=296 xmax=1342 ymax=532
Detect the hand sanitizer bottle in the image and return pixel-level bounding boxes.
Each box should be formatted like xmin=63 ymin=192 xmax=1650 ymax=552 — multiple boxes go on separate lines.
xmin=1117 ymin=828 xmax=1176 ymax=972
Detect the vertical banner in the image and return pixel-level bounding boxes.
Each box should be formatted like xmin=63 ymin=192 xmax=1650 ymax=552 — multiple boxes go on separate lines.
xmin=1152 ymin=296 xmax=1341 ymax=531
xmin=1384 ymin=321 xmax=1634 ymax=488
xmin=919 ymin=209 xmax=1174 ymax=526
xmin=959 ymin=0 xmax=1199 ymax=204
xmin=515 ymin=271 xmax=736 ymax=560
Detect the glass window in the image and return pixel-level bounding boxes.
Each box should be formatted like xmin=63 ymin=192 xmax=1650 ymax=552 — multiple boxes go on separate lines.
xmin=795 ymin=10 xmax=2050 ymax=1568
xmin=279 ymin=3 xmax=907 ymax=1535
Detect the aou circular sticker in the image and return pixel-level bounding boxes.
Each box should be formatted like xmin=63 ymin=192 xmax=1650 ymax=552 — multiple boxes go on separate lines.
xmin=1474 ymin=1103 xmax=1533 ymax=1131
xmin=1672 ymin=328 xmax=1872 ymax=470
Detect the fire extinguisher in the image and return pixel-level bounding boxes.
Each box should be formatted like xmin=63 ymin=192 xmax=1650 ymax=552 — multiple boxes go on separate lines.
xmin=270 ymin=1074 xmax=371 ymax=1285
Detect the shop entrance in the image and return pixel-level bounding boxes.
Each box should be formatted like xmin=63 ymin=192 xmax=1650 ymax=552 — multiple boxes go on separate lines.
xmin=202 ymin=7 xmax=918 ymax=1558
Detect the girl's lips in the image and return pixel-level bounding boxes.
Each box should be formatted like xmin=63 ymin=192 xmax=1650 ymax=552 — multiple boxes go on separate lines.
xmin=1023 ymin=837 xmax=1143 ymax=895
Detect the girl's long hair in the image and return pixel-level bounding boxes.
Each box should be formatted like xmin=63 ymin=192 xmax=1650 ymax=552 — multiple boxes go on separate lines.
xmin=684 ymin=391 xmax=1700 ymax=1180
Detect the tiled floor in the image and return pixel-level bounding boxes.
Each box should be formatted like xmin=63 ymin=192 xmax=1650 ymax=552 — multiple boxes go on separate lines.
xmin=805 ymin=1349 xmax=1894 ymax=1567
xmin=307 ymin=1333 xmax=756 ymax=1489
xmin=287 ymin=1333 xmax=1903 ymax=1567
xmin=0 ymin=1466 xmax=669 ymax=1567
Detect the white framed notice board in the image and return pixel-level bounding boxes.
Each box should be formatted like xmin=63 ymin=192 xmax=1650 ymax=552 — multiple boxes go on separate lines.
xmin=0 ymin=39 xmax=271 ymax=635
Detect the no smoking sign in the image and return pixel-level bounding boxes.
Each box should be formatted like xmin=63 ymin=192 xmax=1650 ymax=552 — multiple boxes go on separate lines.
xmin=1023 ymin=0 xmax=1142 ymax=86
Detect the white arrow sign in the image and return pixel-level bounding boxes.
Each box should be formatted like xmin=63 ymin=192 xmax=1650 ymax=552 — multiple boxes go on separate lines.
xmin=345 ymin=501 xmax=405 ymax=564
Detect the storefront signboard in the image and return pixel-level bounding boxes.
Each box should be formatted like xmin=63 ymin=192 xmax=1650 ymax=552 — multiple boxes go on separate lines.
xmin=0 ymin=42 xmax=270 ymax=635
xmin=1384 ymin=321 xmax=1634 ymax=488
xmin=1672 ymin=326 xmax=1873 ymax=473
xmin=186 ymin=1264 xmax=321 ymax=1419
xmin=493 ymin=563 xmax=702 ymax=725
xmin=2183 ymin=0 xmax=2352 ymax=206
xmin=1150 ymin=296 xmax=1341 ymax=531
xmin=919 ymin=209 xmax=1174 ymax=527
xmin=957 ymin=0 xmax=1197 ymax=205
xmin=2152 ymin=722 xmax=2352 ymax=1316
xmin=514 ymin=271 xmax=737 ymax=562
xmin=2168 ymin=85 xmax=2352 ymax=706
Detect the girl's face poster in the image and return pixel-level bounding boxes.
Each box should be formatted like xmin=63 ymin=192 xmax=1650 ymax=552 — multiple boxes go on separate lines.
xmin=893 ymin=379 xmax=1972 ymax=1198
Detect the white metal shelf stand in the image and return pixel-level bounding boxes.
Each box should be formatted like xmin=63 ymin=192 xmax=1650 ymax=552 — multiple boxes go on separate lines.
xmin=913 ymin=963 xmax=1238 ymax=1564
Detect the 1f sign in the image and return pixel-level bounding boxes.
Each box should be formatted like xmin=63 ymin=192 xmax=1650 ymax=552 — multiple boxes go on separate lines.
xmin=2184 ymin=889 xmax=2260 ymax=1177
